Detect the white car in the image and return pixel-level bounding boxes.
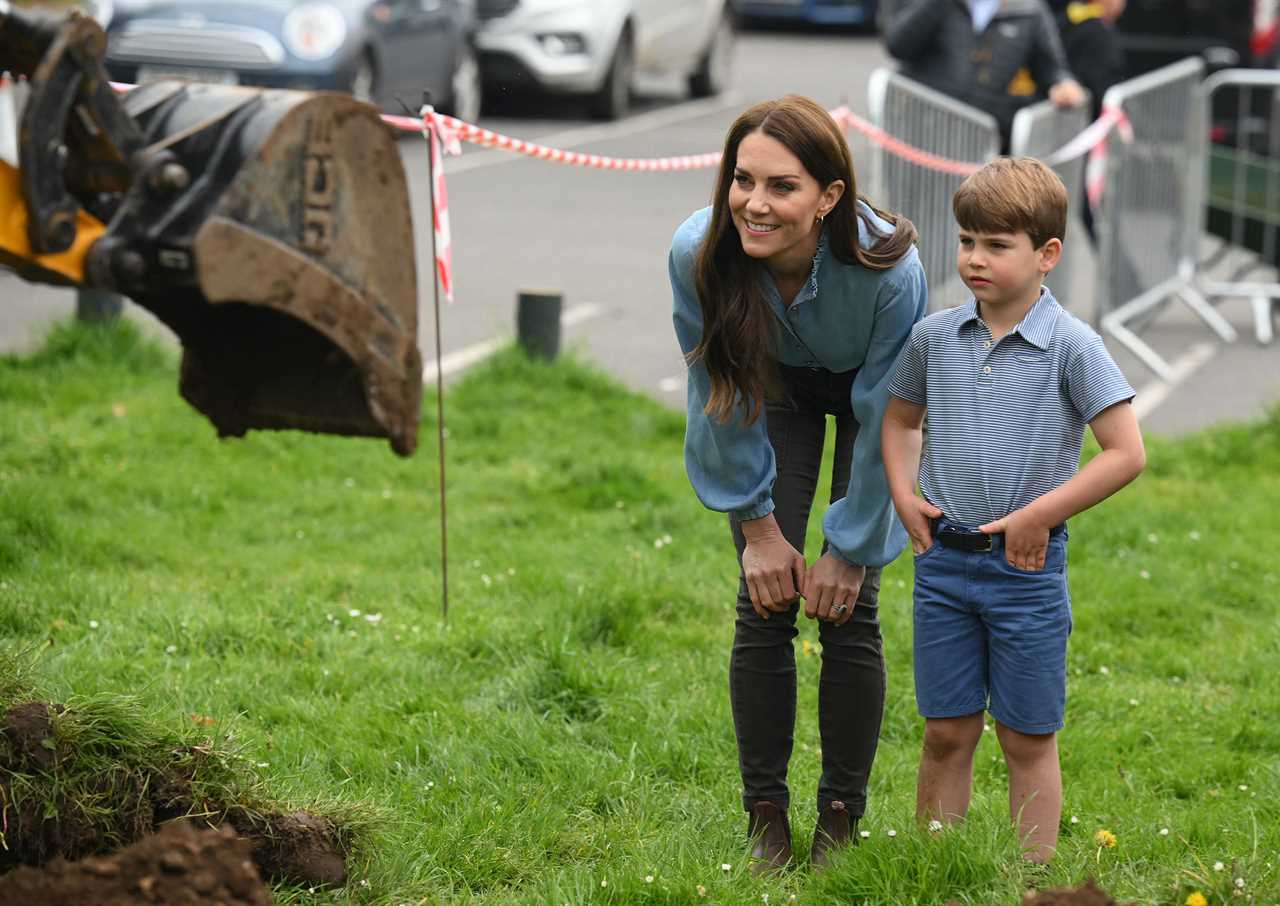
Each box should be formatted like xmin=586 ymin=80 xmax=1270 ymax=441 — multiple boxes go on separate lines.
xmin=476 ymin=0 xmax=735 ymax=119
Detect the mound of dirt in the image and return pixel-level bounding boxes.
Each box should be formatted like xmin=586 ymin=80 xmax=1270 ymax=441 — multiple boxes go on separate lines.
xmin=0 ymin=701 xmax=347 ymax=889
xmin=0 ymin=820 xmax=272 ymax=906
xmin=1019 ymin=879 xmax=1128 ymax=905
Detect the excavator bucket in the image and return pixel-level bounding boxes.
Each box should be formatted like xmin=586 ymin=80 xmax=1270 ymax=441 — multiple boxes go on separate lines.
xmin=0 ymin=7 xmax=422 ymax=456
xmin=114 ymin=83 xmax=423 ymax=456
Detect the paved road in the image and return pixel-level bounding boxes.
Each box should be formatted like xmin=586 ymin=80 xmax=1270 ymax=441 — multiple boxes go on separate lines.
xmin=3 ymin=26 xmax=1278 ymax=436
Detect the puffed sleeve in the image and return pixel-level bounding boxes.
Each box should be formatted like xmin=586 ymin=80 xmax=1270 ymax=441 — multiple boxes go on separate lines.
xmin=822 ymin=249 xmax=928 ymax=566
xmin=670 ymin=215 xmax=776 ymax=522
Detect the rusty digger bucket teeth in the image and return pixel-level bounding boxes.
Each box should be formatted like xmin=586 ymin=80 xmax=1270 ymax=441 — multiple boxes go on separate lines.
xmin=0 ymin=6 xmax=422 ymax=456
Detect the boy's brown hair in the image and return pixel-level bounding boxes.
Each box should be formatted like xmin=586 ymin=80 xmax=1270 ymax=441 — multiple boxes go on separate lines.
xmin=952 ymin=157 xmax=1067 ymax=250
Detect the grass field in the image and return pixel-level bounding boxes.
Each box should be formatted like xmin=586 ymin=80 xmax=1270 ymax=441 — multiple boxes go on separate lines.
xmin=1 ymin=320 xmax=1278 ymax=905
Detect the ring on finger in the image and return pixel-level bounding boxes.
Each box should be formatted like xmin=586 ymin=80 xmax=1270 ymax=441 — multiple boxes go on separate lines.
xmin=832 ymin=602 xmax=849 ymax=616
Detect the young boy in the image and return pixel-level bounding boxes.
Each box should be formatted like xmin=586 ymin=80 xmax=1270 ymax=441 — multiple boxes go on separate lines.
xmin=880 ymin=157 xmax=1146 ymax=862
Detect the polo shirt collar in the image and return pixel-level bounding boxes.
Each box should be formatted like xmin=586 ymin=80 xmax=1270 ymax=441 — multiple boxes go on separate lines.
xmin=957 ymin=286 xmax=1061 ymax=350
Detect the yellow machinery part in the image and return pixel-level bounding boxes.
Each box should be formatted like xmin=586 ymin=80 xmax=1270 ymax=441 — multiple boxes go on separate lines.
xmin=0 ymin=159 xmax=105 ymax=284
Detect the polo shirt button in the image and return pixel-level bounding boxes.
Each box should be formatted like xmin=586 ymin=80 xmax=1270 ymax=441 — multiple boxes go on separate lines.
xmin=982 ymin=366 xmax=993 ymax=374
xmin=983 ymin=340 xmax=992 ymax=349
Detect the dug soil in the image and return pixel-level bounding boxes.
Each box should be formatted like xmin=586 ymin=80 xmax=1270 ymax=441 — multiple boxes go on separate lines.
xmin=0 ymin=820 xmax=272 ymax=905
xmin=1 ymin=701 xmax=347 ymax=891
xmin=1018 ymin=879 xmax=1130 ymax=905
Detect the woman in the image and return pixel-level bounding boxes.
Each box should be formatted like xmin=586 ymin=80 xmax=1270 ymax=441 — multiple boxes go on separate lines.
xmin=669 ymin=95 xmax=926 ymax=872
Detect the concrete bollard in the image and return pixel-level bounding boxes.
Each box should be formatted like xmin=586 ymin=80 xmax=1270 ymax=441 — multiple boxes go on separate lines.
xmin=516 ymin=290 xmax=561 ymax=360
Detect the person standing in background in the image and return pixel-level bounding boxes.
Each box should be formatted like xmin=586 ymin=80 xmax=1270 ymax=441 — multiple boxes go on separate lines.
xmin=882 ymin=0 xmax=1086 ymax=151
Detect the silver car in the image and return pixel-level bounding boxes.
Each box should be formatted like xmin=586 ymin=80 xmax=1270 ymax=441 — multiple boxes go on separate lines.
xmin=476 ymin=0 xmax=735 ymax=118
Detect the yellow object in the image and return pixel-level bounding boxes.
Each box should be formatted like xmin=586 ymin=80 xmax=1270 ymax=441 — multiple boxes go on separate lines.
xmin=1093 ymin=828 xmax=1117 ymax=848
xmin=1184 ymin=893 xmax=1207 ymax=906
xmin=0 ymin=159 xmax=105 ymax=284
xmin=1067 ymin=2 xmax=1104 ymax=25
xmin=1007 ymin=67 xmax=1038 ymax=97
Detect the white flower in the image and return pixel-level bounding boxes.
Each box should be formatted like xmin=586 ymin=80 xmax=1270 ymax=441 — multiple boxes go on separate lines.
xmin=663 ymin=535 xmax=672 ymax=544
xmin=1099 ymin=666 xmax=1110 ymax=675
xmin=721 ymin=863 xmax=732 ymax=872
xmin=928 ymin=820 xmax=944 ymax=832
xmin=364 ymin=613 xmax=382 ymax=623
xmin=1235 ymin=878 xmax=1245 ymax=889
xmin=481 ymin=574 xmax=492 ymax=586
xmin=859 ymin=830 xmax=871 ymax=839
xmin=1070 ymin=815 xmax=1080 ymax=824
xmin=644 ymin=875 xmax=654 ymax=884
xmin=1238 ymin=785 xmax=1248 ymax=791
xmin=887 ymin=829 xmax=898 ymax=837
xmin=600 ymin=879 xmax=607 ymax=888
xmin=654 ymin=539 xmax=665 ymax=549
xmin=88 ymin=620 xmax=100 ymax=629
xmin=1160 ymin=827 xmax=1169 ymax=836
xmin=165 ymin=645 xmax=177 ymax=654
xmin=1129 ymin=698 xmax=1140 ymax=706
xmin=348 ymin=608 xmax=361 ymax=617
xmin=1215 ymin=861 xmax=1226 ymax=871
xmin=1189 ymin=530 xmax=1201 ymax=541
xmin=1147 ymin=533 xmax=1159 ymax=544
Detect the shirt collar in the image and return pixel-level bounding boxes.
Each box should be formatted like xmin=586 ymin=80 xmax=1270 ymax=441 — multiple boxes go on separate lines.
xmin=957 ymin=286 xmax=1061 ymax=350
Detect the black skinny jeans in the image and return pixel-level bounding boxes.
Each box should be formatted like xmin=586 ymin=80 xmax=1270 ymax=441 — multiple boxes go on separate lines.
xmin=730 ymin=365 xmax=886 ymax=816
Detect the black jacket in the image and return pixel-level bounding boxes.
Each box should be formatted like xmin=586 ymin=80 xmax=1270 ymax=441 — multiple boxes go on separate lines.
xmin=883 ymin=0 xmax=1075 ymax=142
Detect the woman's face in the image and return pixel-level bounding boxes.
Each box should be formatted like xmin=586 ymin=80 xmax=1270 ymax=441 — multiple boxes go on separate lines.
xmin=728 ymin=130 xmax=842 ymax=270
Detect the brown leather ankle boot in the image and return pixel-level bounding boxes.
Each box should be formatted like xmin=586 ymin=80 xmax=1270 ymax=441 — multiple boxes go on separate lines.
xmin=746 ymin=801 xmax=792 ymax=875
xmin=810 ymin=800 xmax=856 ymax=870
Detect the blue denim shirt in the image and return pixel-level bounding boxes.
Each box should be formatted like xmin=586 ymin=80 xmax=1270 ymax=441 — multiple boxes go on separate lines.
xmin=669 ymin=203 xmax=928 ymax=567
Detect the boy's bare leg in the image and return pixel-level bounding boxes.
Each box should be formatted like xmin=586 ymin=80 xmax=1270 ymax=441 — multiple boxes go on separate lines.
xmin=996 ymin=722 xmax=1061 ymax=862
xmin=916 ymin=713 xmax=985 ymax=823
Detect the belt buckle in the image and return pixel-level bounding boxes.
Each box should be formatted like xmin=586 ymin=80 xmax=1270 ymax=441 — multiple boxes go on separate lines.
xmin=938 ymin=526 xmax=992 ymax=553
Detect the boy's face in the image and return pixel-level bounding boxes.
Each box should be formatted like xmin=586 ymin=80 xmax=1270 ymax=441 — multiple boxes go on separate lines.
xmin=956 ymin=229 xmax=1061 ymax=311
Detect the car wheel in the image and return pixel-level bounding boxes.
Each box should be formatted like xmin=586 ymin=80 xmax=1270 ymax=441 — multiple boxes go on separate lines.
xmin=442 ymin=43 xmax=482 ymax=124
xmin=689 ymin=8 xmax=734 ymax=98
xmin=350 ymin=53 xmax=377 ymax=106
xmin=588 ymin=27 xmax=633 ymax=120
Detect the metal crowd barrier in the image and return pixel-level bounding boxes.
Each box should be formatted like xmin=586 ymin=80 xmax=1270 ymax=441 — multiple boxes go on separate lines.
xmin=1094 ymin=57 xmax=1237 ymax=380
xmin=1197 ymin=68 xmax=1280 ymax=345
xmin=1009 ymin=98 xmax=1092 ymax=318
xmin=867 ymin=68 xmax=1000 ymax=311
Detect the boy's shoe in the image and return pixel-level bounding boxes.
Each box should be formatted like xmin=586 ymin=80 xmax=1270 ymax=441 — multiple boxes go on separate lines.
xmin=810 ymin=800 xmax=855 ymax=870
xmin=746 ymin=801 xmax=792 ymax=875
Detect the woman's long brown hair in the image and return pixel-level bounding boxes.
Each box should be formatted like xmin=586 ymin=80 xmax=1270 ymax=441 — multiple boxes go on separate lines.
xmin=689 ymin=95 xmax=918 ymax=425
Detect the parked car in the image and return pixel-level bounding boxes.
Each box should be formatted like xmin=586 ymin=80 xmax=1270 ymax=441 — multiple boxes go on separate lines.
xmin=101 ymin=0 xmax=483 ymax=121
xmin=475 ymin=0 xmax=735 ymax=119
xmin=732 ymin=0 xmax=877 ymax=28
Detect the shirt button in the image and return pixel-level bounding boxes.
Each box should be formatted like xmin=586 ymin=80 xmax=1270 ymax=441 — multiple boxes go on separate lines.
xmin=983 ymin=340 xmax=992 ymax=349
xmin=982 ymin=366 xmax=993 ymax=374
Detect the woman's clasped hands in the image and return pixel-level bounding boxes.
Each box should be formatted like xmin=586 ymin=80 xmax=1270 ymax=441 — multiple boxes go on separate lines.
xmin=740 ymin=516 xmax=863 ymax=626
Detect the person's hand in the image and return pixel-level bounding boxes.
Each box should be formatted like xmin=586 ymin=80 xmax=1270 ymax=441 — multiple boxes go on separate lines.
xmin=741 ymin=531 xmax=806 ymax=621
xmin=1049 ymin=79 xmax=1086 ymax=109
xmin=801 ymin=553 xmax=865 ymax=626
xmin=899 ymin=496 xmax=943 ymax=554
xmin=978 ymin=509 xmax=1051 ymax=571
xmin=1100 ymin=0 xmax=1126 ymax=24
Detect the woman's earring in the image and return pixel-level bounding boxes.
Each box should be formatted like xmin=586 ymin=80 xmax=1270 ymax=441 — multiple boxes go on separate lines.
xmin=817 ymin=212 xmax=825 ymax=224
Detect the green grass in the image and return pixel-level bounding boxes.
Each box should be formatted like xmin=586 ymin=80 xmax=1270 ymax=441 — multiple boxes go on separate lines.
xmin=1 ymin=319 xmax=1278 ymax=905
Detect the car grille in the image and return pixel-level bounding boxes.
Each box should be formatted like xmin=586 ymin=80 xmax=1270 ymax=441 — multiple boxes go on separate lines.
xmin=477 ymin=0 xmax=519 ymax=21
xmin=108 ymin=23 xmax=286 ymax=69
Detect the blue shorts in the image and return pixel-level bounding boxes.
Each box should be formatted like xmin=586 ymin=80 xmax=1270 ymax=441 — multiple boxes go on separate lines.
xmin=912 ymin=522 xmax=1072 ymax=735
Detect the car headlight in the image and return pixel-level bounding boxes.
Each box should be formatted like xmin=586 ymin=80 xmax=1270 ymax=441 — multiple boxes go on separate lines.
xmin=283 ymin=3 xmax=348 ymax=61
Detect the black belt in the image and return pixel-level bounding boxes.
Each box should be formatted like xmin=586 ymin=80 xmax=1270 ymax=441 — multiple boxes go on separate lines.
xmin=932 ymin=519 xmax=1065 ymax=553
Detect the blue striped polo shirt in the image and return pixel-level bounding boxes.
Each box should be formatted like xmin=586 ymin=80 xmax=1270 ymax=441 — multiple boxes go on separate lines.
xmin=887 ymin=287 xmax=1134 ymax=528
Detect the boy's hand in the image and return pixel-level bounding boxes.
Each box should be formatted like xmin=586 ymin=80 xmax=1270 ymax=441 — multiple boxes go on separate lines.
xmin=1049 ymin=79 xmax=1086 ymax=109
xmin=979 ymin=509 xmax=1051 ymax=571
xmin=802 ymin=553 xmax=865 ymax=626
xmin=898 ymin=496 xmax=943 ymax=554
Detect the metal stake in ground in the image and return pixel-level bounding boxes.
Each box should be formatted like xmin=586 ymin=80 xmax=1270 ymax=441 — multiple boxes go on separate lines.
xmin=424 ymin=107 xmax=449 ymax=622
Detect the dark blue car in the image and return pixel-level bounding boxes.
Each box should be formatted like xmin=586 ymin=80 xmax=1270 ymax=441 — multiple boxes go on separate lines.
xmin=732 ymin=0 xmax=877 ymax=28
xmin=102 ymin=0 xmax=482 ymax=120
